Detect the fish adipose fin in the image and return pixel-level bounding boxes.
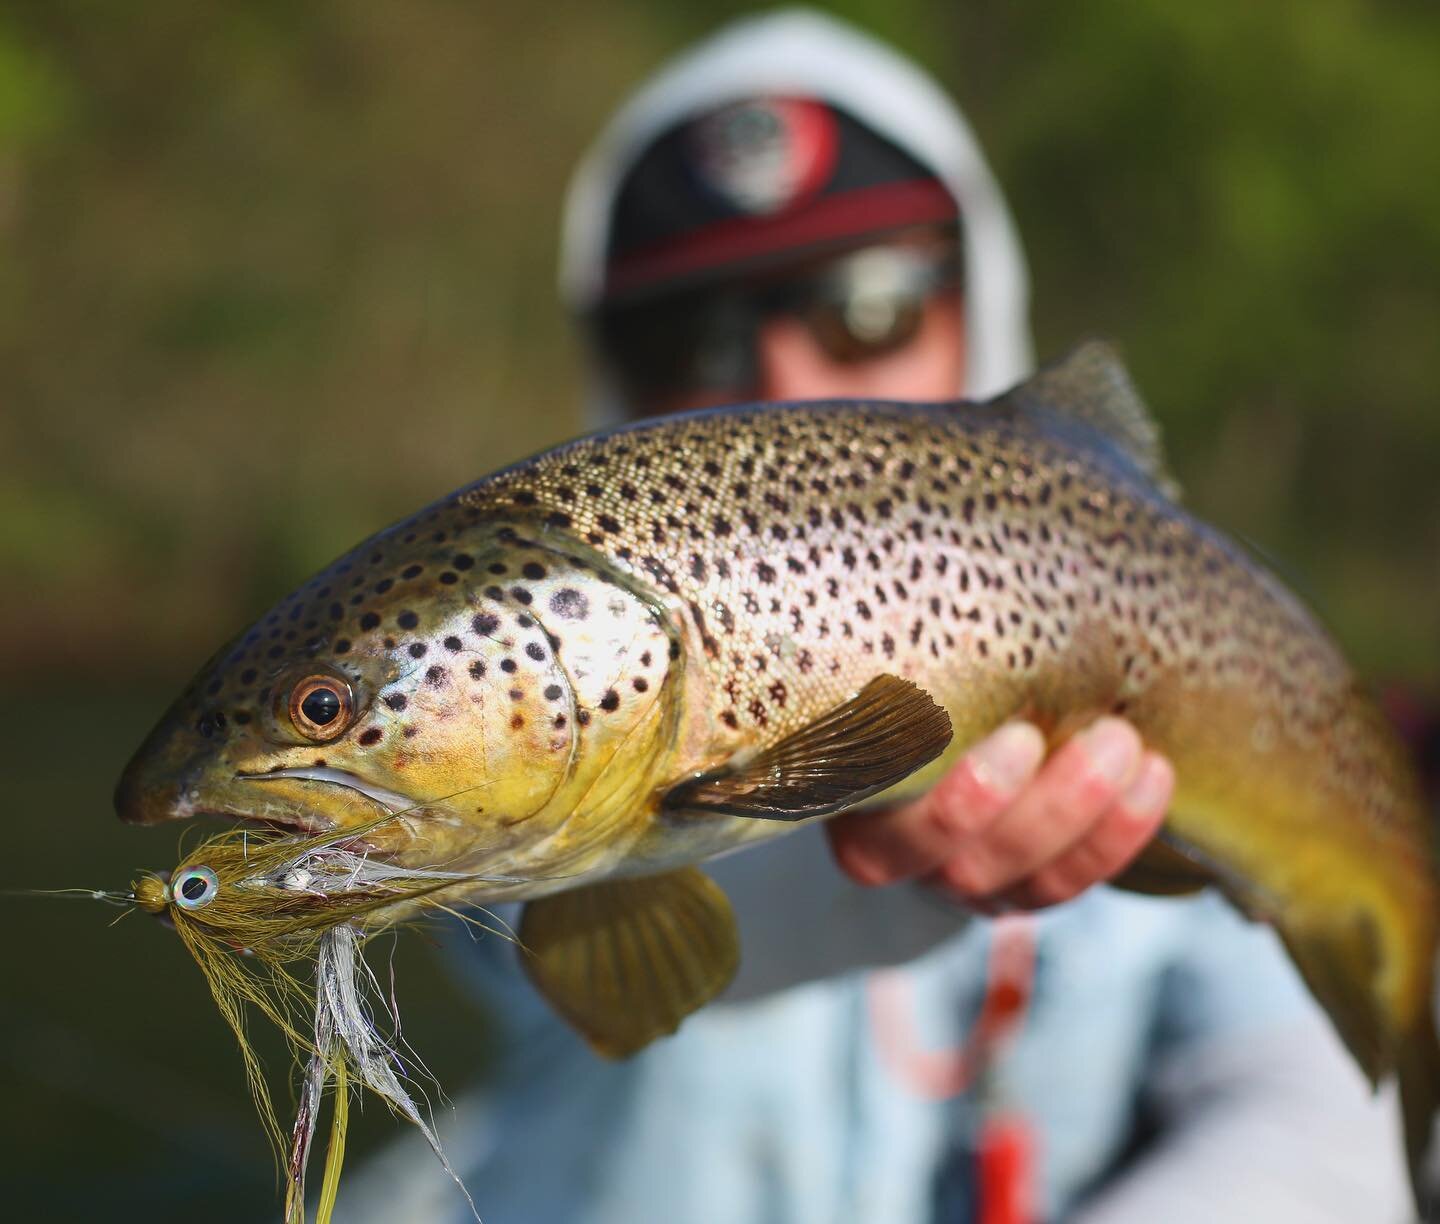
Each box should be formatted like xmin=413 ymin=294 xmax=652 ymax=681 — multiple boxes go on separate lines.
xmin=1002 ymin=340 xmax=1182 ymax=499
xmin=519 ymin=867 xmax=739 ymax=1058
xmin=1276 ymin=910 xmax=1388 ymax=1086
xmin=661 ymin=674 xmax=953 ymax=820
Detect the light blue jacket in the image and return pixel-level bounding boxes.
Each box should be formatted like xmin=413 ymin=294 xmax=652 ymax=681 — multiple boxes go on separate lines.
xmin=345 ymin=828 xmax=1408 ymax=1223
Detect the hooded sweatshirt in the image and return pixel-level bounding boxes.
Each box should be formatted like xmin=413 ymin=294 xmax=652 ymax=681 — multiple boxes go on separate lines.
xmin=559 ymin=6 xmax=1031 ymax=424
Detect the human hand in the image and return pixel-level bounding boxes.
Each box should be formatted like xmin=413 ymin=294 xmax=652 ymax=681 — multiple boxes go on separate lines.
xmin=825 ymin=717 xmax=1173 ymax=912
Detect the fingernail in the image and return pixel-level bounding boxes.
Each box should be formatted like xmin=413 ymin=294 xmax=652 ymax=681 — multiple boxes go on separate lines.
xmin=967 ymin=722 xmax=1046 ymax=796
xmin=1076 ymin=717 xmax=1140 ymax=788
xmin=1121 ymin=755 xmax=1172 ymax=816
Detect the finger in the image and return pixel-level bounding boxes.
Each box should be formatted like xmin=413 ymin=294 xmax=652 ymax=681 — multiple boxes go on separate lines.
xmin=998 ymin=752 xmax=1174 ymax=910
xmin=926 ymin=716 xmax=1142 ymax=901
xmin=826 ymin=721 xmax=1046 ymax=886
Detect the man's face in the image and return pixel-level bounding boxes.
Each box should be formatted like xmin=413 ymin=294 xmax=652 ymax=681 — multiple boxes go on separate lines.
xmin=601 ymin=230 xmax=967 ymax=418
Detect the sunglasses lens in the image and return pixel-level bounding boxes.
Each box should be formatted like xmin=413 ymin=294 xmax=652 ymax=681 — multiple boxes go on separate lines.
xmin=797 ymin=245 xmax=957 ymax=364
xmin=594 ymin=294 xmax=755 ymax=398
xmin=804 ymin=292 xmax=926 ymax=363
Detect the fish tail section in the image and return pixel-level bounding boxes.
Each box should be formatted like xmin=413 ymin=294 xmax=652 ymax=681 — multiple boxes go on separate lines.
xmin=1397 ymin=982 xmax=1440 ymax=1219
xmin=1279 ymin=901 xmax=1439 ymax=1217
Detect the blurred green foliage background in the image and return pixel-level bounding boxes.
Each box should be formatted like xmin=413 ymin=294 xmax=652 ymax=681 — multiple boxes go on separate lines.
xmin=2 ymin=2 xmax=1436 ymax=1219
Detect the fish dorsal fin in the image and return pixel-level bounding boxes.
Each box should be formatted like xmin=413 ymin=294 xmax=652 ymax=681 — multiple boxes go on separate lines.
xmin=662 ymin=674 xmax=952 ymax=820
xmin=519 ymin=867 xmax=739 ymax=1057
xmin=1004 ymin=341 xmax=1181 ymax=498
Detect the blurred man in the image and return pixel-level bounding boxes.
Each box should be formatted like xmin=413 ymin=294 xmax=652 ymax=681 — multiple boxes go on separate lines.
xmin=350 ymin=11 xmax=1408 ymax=1222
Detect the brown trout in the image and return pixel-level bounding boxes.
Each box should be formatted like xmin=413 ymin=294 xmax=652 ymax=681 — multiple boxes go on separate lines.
xmin=115 ymin=344 xmax=1440 ymax=1207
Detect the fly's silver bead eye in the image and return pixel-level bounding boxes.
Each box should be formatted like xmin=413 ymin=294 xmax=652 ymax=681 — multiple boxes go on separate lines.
xmin=172 ymin=866 xmax=219 ymax=910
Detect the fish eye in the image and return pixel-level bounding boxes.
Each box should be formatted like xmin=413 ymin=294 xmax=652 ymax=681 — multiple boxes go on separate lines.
xmin=287 ymin=675 xmax=354 ymax=742
xmin=172 ymin=866 xmax=218 ymax=910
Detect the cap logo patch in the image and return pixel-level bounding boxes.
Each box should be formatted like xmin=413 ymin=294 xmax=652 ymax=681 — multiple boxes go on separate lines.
xmin=686 ymin=98 xmax=837 ymax=216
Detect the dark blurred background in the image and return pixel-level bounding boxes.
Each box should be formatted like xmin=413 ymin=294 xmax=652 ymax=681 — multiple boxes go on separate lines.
xmin=2 ymin=2 xmax=1437 ymax=1218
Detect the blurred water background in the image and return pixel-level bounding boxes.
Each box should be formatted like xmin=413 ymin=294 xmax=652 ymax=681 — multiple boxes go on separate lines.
xmin=2 ymin=2 xmax=1437 ymax=1218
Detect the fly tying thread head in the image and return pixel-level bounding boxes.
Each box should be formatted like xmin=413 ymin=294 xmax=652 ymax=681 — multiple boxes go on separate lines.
xmin=132 ymin=873 xmax=170 ymax=913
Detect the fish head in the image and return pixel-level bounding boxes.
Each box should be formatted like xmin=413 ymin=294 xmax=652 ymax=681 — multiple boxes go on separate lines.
xmin=116 ymin=513 xmax=682 ymax=877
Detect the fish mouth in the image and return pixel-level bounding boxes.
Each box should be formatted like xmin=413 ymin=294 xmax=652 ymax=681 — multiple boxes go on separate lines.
xmin=233 ymin=766 xmax=421 ymax=837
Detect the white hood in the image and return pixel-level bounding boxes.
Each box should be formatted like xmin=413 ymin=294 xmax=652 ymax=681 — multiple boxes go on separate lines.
xmin=559 ymin=6 xmax=1033 ymax=410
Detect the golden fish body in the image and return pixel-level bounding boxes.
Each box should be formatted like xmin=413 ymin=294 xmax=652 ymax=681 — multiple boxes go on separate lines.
xmin=117 ymin=344 xmax=1440 ymax=1203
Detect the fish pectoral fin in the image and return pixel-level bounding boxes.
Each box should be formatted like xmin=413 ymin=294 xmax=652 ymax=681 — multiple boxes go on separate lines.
xmin=661 ymin=674 xmax=953 ymax=820
xmin=518 ymin=867 xmax=739 ymax=1059
xmin=1110 ymin=837 xmax=1212 ymax=897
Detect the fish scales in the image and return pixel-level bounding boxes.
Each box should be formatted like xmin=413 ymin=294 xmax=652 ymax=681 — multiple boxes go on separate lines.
xmin=470 ymin=399 xmax=1422 ymax=856
xmin=115 ymin=345 xmax=1440 ymax=1213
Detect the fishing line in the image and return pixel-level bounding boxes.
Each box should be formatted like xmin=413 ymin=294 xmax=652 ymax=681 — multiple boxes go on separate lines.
xmin=3 ymin=885 xmax=135 ymax=906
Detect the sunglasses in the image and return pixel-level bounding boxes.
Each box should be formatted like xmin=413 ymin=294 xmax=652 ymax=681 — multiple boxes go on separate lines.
xmin=593 ymin=244 xmax=963 ymax=401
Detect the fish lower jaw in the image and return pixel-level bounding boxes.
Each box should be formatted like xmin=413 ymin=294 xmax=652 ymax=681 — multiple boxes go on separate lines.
xmin=192 ymin=805 xmax=333 ymax=837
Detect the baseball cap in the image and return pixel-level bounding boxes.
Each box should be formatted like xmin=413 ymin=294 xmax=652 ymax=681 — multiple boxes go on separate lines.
xmin=598 ymin=96 xmax=960 ymax=305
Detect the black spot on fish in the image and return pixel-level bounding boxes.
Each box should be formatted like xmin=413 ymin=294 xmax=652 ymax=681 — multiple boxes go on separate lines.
xmin=512 ymin=587 xmax=533 ymax=606
xmin=474 ymin=613 xmax=500 ymax=636
xmin=453 ymin=554 xmax=474 ymax=570
xmin=500 ymin=658 xmax=517 ymax=674
xmin=522 ymin=562 xmax=546 ymax=580
xmin=408 ymin=643 xmax=427 ymax=658
xmin=549 ymin=589 xmax=589 ymax=620
xmin=402 ymin=564 xmax=423 ymax=579
xmin=360 ymin=612 xmax=380 ymax=631
xmin=439 ymin=572 xmax=458 ymax=584
xmin=384 ymin=694 xmax=408 ymax=711
xmin=599 ymin=689 xmax=620 ymax=712
xmin=333 ymin=640 xmax=351 ymax=654
xmin=444 ymin=636 xmax=462 ymax=651
xmin=632 ymin=677 xmax=648 ymax=693
xmin=544 ymin=684 xmax=563 ymax=701
xmin=525 ymin=642 xmax=545 ymax=661
xmin=358 ymin=728 xmax=382 ymax=746
xmin=469 ymin=660 xmax=486 ymax=680
xmin=397 ymin=611 xmax=419 ymax=629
